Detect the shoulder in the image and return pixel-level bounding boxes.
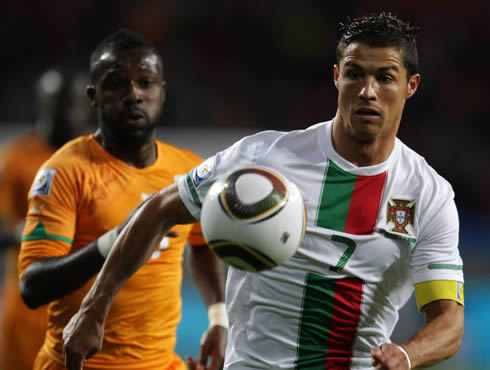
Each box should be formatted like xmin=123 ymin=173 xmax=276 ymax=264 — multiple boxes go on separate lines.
xmin=242 ymin=122 xmax=325 ymax=146
xmin=225 ymin=122 xmax=326 ymax=160
xmin=156 ymin=139 xmax=201 ymax=158
xmin=42 ymin=135 xmax=94 ymax=170
xmin=29 ymin=135 xmax=97 ymax=199
xmin=155 ymin=139 xmax=203 ymax=166
xmin=394 ymin=140 xmax=456 ymax=227
xmin=32 ymin=135 xmax=95 ymax=191
xmin=397 ymin=140 xmax=454 ymax=196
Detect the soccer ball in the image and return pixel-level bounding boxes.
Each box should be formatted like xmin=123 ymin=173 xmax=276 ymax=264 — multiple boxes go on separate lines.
xmin=201 ymin=166 xmax=306 ymax=272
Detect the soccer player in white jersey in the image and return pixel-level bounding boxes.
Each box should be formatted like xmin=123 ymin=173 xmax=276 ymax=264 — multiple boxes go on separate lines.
xmin=62 ymin=12 xmax=464 ymax=370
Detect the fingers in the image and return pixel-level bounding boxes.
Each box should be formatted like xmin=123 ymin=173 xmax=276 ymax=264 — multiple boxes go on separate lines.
xmin=63 ymin=339 xmax=86 ymax=370
xmin=371 ymin=346 xmax=383 ymax=365
xmin=207 ymin=353 xmax=219 ymax=370
xmin=62 ymin=309 xmax=104 ymax=370
xmin=186 ymin=356 xmax=197 ymax=370
xmin=371 ymin=343 xmax=410 ymax=370
xmin=63 ymin=349 xmax=83 ymax=370
xmin=86 ymin=347 xmax=98 ymax=360
xmin=198 ymin=340 xmax=210 ymax=367
xmin=198 ymin=326 xmax=226 ymax=370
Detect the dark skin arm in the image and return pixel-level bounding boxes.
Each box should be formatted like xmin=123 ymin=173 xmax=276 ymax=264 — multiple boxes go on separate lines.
xmin=372 ymin=299 xmax=464 ymax=369
xmin=62 ymin=184 xmax=197 ymax=370
xmin=20 ymin=243 xmax=105 ymax=309
xmin=187 ymin=244 xmax=227 ymax=370
xmin=188 ymin=244 xmax=226 ymax=316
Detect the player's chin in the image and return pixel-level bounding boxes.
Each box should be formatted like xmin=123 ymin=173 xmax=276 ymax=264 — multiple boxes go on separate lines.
xmin=350 ymin=127 xmax=379 ymax=144
xmin=119 ymin=126 xmax=155 ymax=145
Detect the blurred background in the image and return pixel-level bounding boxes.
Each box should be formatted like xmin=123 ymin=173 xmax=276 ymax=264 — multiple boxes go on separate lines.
xmin=0 ymin=1 xmax=489 ymax=369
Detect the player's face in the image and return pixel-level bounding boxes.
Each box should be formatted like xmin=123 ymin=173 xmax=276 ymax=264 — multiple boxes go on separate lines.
xmin=88 ymin=48 xmax=166 ymax=145
xmin=333 ymin=43 xmax=420 ymax=143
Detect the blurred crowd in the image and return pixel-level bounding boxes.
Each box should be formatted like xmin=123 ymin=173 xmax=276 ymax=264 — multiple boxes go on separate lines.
xmin=1 ymin=0 xmax=489 ymax=214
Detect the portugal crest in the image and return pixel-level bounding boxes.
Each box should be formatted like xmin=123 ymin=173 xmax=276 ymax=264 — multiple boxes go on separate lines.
xmin=387 ymin=199 xmax=415 ymax=235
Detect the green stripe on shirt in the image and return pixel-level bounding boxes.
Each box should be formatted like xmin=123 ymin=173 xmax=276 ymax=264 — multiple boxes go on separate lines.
xmin=428 ymin=264 xmax=463 ymax=270
xmin=186 ymin=173 xmax=202 ymax=207
xmin=21 ymin=221 xmax=72 ymax=244
xmin=316 ymin=161 xmax=356 ymax=232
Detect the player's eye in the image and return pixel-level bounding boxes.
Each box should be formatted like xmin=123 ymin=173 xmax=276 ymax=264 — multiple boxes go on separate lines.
xmin=139 ymin=79 xmax=154 ymax=88
xmin=346 ymin=70 xmax=361 ymax=80
xmin=104 ymin=77 xmax=126 ymax=89
xmin=378 ymin=74 xmax=394 ymax=84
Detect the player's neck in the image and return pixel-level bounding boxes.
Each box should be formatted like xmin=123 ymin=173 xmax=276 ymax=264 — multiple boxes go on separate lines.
xmin=331 ymin=116 xmax=396 ymax=167
xmin=94 ymin=130 xmax=157 ymax=169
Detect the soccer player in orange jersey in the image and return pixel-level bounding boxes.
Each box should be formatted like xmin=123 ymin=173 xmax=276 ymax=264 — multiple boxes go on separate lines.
xmin=18 ymin=30 xmax=227 ymax=370
xmin=0 ymin=67 xmax=90 ymax=370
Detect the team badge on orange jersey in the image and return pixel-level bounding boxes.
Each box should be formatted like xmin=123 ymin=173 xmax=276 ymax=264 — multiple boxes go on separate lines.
xmin=31 ymin=168 xmax=56 ymax=197
xmin=387 ymin=199 xmax=415 ymax=235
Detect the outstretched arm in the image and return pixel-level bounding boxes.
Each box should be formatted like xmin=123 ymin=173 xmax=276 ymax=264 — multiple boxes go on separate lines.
xmin=372 ymin=299 xmax=464 ymax=369
xmin=62 ymin=184 xmax=195 ymax=370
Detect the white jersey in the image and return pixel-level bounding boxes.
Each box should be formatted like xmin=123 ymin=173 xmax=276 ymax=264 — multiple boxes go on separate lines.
xmin=178 ymin=119 xmax=463 ymax=369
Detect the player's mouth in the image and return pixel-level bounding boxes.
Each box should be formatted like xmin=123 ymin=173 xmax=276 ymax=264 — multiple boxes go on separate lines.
xmin=354 ymin=107 xmax=380 ymax=120
xmin=122 ymin=109 xmax=147 ymax=126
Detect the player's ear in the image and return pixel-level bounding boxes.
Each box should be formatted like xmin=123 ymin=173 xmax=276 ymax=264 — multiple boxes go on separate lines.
xmin=406 ymin=73 xmax=420 ymax=99
xmin=86 ymin=85 xmax=97 ymax=108
xmin=333 ymin=64 xmax=340 ymax=90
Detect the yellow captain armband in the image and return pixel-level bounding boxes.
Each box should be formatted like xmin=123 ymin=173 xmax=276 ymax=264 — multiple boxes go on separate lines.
xmin=414 ymin=280 xmax=464 ymax=311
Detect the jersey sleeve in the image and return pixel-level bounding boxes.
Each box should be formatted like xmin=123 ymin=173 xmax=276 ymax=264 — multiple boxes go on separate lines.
xmin=414 ymin=279 xmax=464 ymax=311
xmin=18 ymin=162 xmax=79 ymax=277
xmin=410 ymin=187 xmax=464 ymax=286
xmin=177 ymin=131 xmax=277 ymax=220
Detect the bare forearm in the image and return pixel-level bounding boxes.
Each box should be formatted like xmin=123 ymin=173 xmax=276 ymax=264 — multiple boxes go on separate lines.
xmin=79 ymin=184 xmax=194 ymax=316
xmin=403 ymin=300 xmax=464 ymax=368
xmin=189 ymin=245 xmax=226 ymax=307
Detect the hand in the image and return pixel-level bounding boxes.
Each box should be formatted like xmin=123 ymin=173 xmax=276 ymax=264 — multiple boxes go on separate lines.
xmin=186 ymin=325 xmax=227 ymax=370
xmin=371 ymin=343 xmax=411 ymax=370
xmin=62 ymin=308 xmax=105 ymax=370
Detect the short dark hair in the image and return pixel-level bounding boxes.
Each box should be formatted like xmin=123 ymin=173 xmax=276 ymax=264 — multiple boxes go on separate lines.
xmin=336 ymin=12 xmax=419 ymax=77
xmin=89 ymin=29 xmax=163 ymax=83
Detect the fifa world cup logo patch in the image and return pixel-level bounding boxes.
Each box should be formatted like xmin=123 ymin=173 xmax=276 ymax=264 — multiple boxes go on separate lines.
xmin=387 ymin=199 xmax=415 ymax=235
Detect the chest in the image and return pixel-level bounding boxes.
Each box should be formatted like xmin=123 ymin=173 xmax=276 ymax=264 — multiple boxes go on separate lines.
xmin=76 ymin=165 xmax=183 ymax=236
xmin=268 ymin=160 xmax=421 ymax=279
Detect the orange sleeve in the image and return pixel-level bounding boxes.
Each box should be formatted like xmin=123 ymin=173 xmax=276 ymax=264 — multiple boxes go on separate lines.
xmin=187 ymin=222 xmax=207 ymax=246
xmin=18 ymin=161 xmax=79 ymax=277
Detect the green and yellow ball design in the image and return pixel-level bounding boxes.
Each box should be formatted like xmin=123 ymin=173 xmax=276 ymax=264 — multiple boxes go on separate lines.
xmin=201 ymin=166 xmax=306 ymax=272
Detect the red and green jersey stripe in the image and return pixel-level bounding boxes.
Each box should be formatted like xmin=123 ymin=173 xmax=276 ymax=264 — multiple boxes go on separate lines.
xmin=316 ymin=161 xmax=387 ymax=235
xmin=295 ymin=273 xmax=363 ymax=369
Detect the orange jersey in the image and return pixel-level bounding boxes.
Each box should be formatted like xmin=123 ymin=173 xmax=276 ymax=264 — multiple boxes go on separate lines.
xmin=18 ymin=134 xmax=206 ymax=369
xmin=0 ymin=132 xmax=53 ymax=370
